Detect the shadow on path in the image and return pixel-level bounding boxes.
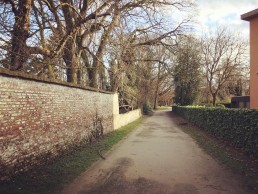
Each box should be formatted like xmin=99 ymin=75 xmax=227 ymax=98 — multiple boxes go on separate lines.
xmin=62 ymin=109 xmax=248 ymax=194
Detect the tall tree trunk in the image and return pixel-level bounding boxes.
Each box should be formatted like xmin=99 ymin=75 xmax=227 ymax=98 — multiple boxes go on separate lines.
xmin=81 ymin=50 xmax=91 ymax=86
xmin=61 ymin=0 xmax=78 ymax=83
xmin=90 ymin=2 xmax=119 ymax=88
xmin=10 ymin=0 xmax=32 ymax=70
xmin=100 ymin=66 xmax=107 ymax=90
xmin=77 ymin=68 xmax=82 ymax=85
xmin=63 ymin=39 xmax=78 ymax=83
xmin=154 ymin=63 xmax=161 ymax=109
xmin=212 ymin=93 xmax=217 ymax=106
xmin=47 ymin=58 xmax=55 ymax=79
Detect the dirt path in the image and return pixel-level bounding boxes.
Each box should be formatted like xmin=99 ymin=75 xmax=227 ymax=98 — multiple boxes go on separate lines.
xmin=61 ymin=109 xmax=247 ymax=194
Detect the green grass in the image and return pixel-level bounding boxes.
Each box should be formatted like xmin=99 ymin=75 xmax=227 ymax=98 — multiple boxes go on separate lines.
xmin=0 ymin=117 xmax=145 ymax=194
xmin=173 ymin=114 xmax=258 ymax=194
xmin=156 ymin=106 xmax=170 ymax=110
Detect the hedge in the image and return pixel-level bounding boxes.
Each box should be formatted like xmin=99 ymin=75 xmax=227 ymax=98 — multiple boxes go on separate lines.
xmin=172 ymin=106 xmax=258 ymax=156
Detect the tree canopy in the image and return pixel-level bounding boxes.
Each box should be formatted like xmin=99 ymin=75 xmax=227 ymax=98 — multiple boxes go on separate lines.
xmin=0 ymin=1 xmax=249 ymax=109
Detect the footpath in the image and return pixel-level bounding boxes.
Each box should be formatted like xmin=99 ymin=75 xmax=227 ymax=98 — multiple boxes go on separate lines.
xmin=61 ymin=109 xmax=247 ymax=194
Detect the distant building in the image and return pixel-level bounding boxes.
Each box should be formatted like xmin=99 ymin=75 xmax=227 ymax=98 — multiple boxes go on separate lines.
xmin=241 ymin=9 xmax=258 ymax=109
xmin=231 ymin=96 xmax=250 ymax=108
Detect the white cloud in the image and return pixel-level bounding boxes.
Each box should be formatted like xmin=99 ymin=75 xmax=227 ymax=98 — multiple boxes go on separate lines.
xmin=195 ymin=0 xmax=258 ymax=38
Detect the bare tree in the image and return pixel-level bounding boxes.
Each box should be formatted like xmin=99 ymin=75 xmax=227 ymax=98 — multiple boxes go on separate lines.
xmin=201 ymin=27 xmax=247 ymax=106
xmin=0 ymin=0 xmax=194 ymax=91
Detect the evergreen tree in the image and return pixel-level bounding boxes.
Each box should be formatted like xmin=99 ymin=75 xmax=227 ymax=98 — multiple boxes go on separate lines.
xmin=173 ymin=36 xmax=201 ymax=106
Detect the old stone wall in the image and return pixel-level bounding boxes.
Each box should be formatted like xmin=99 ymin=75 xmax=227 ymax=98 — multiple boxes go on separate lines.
xmin=114 ymin=109 xmax=142 ymax=130
xmin=0 ymin=73 xmax=116 ymax=180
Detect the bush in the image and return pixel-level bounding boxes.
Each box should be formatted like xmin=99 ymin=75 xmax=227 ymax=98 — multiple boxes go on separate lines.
xmin=216 ymin=104 xmax=225 ymax=108
xmin=172 ymin=106 xmax=258 ymax=156
xmin=143 ymin=101 xmax=153 ymax=115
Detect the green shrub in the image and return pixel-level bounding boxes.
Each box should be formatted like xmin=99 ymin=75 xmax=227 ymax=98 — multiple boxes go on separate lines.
xmin=216 ymin=104 xmax=225 ymax=108
xmin=143 ymin=101 xmax=153 ymax=115
xmin=172 ymin=106 xmax=258 ymax=156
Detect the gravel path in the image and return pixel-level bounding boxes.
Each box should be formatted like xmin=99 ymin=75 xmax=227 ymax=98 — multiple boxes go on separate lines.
xmin=61 ymin=109 xmax=247 ymax=194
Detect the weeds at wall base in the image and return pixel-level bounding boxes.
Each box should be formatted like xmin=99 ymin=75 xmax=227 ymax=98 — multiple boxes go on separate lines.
xmin=0 ymin=118 xmax=145 ymax=194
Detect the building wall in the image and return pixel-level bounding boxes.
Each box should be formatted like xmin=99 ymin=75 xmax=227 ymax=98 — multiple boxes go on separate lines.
xmin=250 ymin=17 xmax=258 ymax=108
xmin=0 ymin=74 xmax=116 ymax=180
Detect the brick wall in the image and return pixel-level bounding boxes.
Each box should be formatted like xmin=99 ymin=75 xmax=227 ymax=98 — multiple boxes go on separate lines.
xmin=250 ymin=16 xmax=258 ymax=108
xmin=0 ymin=73 xmax=116 ymax=180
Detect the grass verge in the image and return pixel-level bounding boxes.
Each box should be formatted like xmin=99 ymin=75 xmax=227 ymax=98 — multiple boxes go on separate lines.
xmin=156 ymin=106 xmax=170 ymax=110
xmin=171 ymin=112 xmax=258 ymax=194
xmin=0 ymin=117 xmax=145 ymax=194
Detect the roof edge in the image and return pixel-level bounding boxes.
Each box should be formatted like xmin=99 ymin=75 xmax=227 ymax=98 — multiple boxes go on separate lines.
xmin=241 ymin=8 xmax=258 ymax=21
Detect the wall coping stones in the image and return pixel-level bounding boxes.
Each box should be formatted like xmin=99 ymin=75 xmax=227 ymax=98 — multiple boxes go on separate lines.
xmin=0 ymin=68 xmax=114 ymax=95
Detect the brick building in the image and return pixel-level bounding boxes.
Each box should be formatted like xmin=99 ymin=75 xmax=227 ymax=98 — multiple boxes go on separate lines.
xmin=241 ymin=8 xmax=258 ymax=109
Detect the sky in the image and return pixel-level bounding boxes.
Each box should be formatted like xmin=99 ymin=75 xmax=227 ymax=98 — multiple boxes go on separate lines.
xmin=195 ymin=0 xmax=258 ymax=38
